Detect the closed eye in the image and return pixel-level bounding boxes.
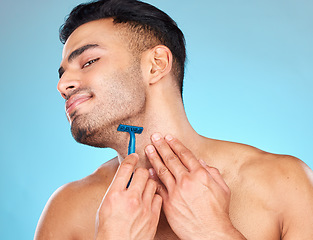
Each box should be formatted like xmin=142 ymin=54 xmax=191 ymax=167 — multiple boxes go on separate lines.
xmin=82 ymin=58 xmax=100 ymax=68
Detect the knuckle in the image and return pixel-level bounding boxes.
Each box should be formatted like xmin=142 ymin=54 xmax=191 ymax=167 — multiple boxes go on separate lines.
xmin=195 ymin=168 xmax=212 ymax=183
xmin=158 ymin=166 xmax=169 ymax=176
xmin=105 ymin=191 xmax=120 ymax=205
xmin=108 ymin=190 xmax=120 ymax=200
xmin=120 ymin=161 xmax=134 ymax=171
xmin=148 ymin=152 xmax=160 ymax=163
xmin=164 ymin=154 xmax=178 ymax=162
xmin=196 ymin=167 xmax=209 ymax=178
xmin=178 ymin=174 xmax=192 ymax=189
xmin=129 ymin=199 xmax=141 ymax=209
xmin=179 ymin=148 xmax=192 ymax=158
xmin=128 ymin=194 xmax=141 ymax=207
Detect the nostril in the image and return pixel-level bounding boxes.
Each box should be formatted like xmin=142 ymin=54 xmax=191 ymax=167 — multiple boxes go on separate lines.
xmin=66 ymin=85 xmax=75 ymax=90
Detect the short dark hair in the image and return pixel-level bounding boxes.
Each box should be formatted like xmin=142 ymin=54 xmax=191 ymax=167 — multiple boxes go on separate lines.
xmin=59 ymin=0 xmax=186 ymax=94
xmin=60 ymin=0 xmax=186 ymax=93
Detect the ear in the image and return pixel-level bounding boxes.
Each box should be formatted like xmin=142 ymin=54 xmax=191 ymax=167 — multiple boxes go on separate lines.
xmin=145 ymin=45 xmax=173 ymax=85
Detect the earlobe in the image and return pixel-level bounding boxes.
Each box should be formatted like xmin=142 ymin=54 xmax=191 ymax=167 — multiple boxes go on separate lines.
xmin=149 ymin=45 xmax=173 ymax=84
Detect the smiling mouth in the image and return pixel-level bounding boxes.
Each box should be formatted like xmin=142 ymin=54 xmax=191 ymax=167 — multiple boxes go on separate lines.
xmin=65 ymin=94 xmax=92 ymax=116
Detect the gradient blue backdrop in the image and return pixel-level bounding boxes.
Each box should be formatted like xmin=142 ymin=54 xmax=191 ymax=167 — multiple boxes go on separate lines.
xmin=1 ymin=0 xmax=312 ymax=239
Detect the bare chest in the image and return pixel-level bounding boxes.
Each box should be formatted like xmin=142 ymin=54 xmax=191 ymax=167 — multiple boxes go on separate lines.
xmin=74 ymin=202 xmax=280 ymax=240
xmin=73 ymin=172 xmax=282 ymax=240
xmin=153 ymin=197 xmax=282 ymax=240
xmin=227 ymin=184 xmax=282 ymax=240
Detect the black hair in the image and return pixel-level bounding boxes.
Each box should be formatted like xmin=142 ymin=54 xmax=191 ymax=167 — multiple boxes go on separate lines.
xmin=59 ymin=0 xmax=186 ymax=94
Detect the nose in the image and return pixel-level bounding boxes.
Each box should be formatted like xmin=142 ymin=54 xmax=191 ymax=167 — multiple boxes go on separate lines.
xmin=57 ymin=71 xmax=81 ymax=99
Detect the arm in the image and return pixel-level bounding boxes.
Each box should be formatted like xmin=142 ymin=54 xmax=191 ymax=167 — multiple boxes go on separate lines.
xmin=34 ymin=184 xmax=77 ymax=240
xmin=280 ymin=158 xmax=313 ymax=240
xmin=145 ymin=133 xmax=246 ymax=240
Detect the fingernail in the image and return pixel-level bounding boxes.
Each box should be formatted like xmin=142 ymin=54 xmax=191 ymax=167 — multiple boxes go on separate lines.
xmin=152 ymin=133 xmax=162 ymax=142
xmin=148 ymin=168 xmax=155 ymax=176
xmin=165 ymin=134 xmax=173 ymax=141
xmin=145 ymin=145 xmax=155 ymax=154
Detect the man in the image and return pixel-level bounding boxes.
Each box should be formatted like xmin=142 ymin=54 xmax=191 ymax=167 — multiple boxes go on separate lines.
xmin=35 ymin=0 xmax=313 ymax=239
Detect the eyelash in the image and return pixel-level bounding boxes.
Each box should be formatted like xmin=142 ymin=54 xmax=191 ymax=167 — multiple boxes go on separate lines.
xmin=82 ymin=58 xmax=100 ymax=68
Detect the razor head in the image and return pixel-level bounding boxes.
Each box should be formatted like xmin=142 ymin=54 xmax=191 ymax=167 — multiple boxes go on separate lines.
xmin=117 ymin=124 xmax=143 ymax=134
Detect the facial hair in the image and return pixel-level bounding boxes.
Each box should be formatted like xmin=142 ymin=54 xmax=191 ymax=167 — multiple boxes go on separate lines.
xmin=70 ymin=60 xmax=146 ymax=149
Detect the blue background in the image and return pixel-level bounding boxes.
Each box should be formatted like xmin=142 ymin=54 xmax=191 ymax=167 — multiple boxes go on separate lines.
xmin=1 ymin=0 xmax=312 ymax=239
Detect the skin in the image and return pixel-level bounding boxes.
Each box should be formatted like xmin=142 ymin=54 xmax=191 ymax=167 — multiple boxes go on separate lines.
xmin=35 ymin=18 xmax=313 ymax=240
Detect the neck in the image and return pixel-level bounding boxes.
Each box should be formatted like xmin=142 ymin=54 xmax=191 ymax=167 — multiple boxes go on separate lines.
xmin=115 ymin=84 xmax=209 ymax=169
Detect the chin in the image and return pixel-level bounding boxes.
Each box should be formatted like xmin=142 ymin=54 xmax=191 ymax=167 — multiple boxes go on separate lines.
xmin=70 ymin=115 xmax=102 ymax=147
xmin=70 ymin=114 xmax=119 ymax=148
xmin=72 ymin=127 xmax=97 ymax=146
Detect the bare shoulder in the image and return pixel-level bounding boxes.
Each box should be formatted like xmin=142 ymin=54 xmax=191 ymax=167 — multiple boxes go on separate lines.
xmin=237 ymin=144 xmax=313 ymax=199
xmin=211 ymin=139 xmax=312 ymax=189
xmin=254 ymin=152 xmax=313 ymax=240
xmin=216 ymin=140 xmax=313 ymax=239
xmin=235 ymin=144 xmax=312 ymax=185
xmin=34 ymin=157 xmax=119 ymax=240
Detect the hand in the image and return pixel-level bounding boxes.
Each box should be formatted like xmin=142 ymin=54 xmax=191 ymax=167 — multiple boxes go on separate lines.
xmin=95 ymin=153 xmax=162 ymax=240
xmin=145 ymin=133 xmax=245 ymax=240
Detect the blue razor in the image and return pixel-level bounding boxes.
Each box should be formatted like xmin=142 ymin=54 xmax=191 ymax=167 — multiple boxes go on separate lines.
xmin=117 ymin=124 xmax=143 ymax=155
xmin=117 ymin=124 xmax=144 ymax=187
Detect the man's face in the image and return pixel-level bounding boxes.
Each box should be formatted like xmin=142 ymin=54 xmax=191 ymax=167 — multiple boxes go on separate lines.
xmin=58 ymin=19 xmax=146 ymax=148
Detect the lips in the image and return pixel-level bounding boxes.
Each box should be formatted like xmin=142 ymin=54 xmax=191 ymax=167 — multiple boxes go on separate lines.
xmin=65 ymin=94 xmax=92 ymax=115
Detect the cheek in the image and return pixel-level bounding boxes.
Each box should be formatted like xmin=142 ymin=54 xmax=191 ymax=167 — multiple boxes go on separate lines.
xmin=83 ymin=68 xmax=114 ymax=98
xmin=89 ymin=63 xmax=146 ymax=111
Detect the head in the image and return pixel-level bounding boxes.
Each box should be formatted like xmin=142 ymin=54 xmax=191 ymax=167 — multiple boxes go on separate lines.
xmin=57 ymin=0 xmax=186 ymax=149
xmin=60 ymin=0 xmax=186 ymax=93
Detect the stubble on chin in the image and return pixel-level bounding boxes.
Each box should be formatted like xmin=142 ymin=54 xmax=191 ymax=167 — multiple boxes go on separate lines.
xmin=70 ymin=113 xmax=112 ymax=148
xmin=70 ymin=110 xmax=129 ymax=149
xmin=71 ymin=114 xmax=95 ymax=145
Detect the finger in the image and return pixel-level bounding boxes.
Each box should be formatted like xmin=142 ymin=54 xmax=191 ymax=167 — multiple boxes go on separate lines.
xmin=149 ymin=168 xmax=169 ymax=201
xmin=151 ymin=194 xmax=162 ymax=217
xmin=142 ymin=178 xmax=157 ymax=205
xmin=155 ymin=182 xmax=169 ymax=202
xmin=148 ymin=168 xmax=159 ymax=182
xmin=110 ymin=153 xmax=138 ymax=191
xmin=128 ymin=168 xmax=149 ymax=195
xmin=150 ymin=133 xmax=188 ymax=177
xmin=164 ymin=135 xmax=201 ymax=172
xmin=145 ymin=144 xmax=175 ymax=191
xmin=207 ymin=167 xmax=230 ymax=193
xmin=199 ymin=159 xmax=229 ymax=193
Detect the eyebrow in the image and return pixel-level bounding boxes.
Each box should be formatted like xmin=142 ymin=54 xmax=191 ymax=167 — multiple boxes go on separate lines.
xmin=58 ymin=43 xmax=100 ymax=79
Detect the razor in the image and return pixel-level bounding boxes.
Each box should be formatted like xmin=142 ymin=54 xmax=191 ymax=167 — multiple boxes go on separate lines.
xmin=117 ymin=124 xmax=144 ymax=187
